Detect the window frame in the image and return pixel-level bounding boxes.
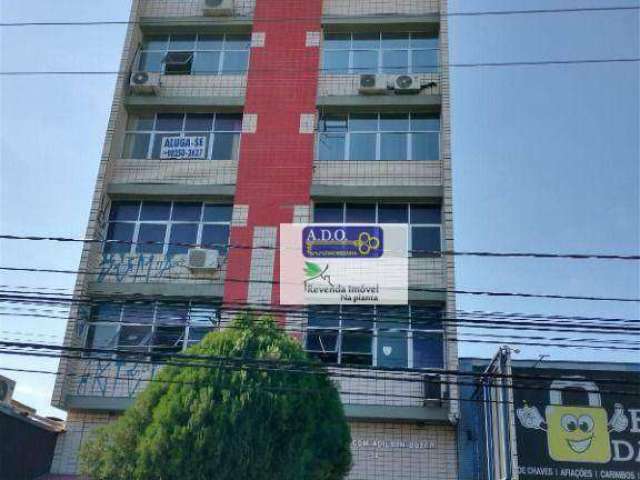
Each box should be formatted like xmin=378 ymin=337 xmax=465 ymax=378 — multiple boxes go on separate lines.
xmin=104 ymin=201 xmax=233 ymax=257
xmin=84 ymin=301 xmax=220 ymax=357
xmin=137 ymin=33 xmax=251 ymax=76
xmin=305 ymin=305 xmax=444 ymax=369
xmin=321 ymin=32 xmax=439 ymax=75
xmin=312 ymin=202 xmax=443 ymax=255
xmin=316 ymin=113 xmax=440 ymax=162
xmin=122 ymin=112 xmax=242 ymax=160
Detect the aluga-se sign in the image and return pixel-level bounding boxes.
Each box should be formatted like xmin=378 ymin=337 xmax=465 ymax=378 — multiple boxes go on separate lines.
xmin=159 ymin=136 xmax=207 ymax=159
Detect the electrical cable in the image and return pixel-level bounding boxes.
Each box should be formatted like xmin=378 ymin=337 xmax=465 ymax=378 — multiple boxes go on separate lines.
xmin=2 ymin=234 xmax=638 ymax=260
xmin=1 ymin=344 xmax=638 ymax=395
xmin=2 ymin=57 xmax=639 ymax=76
xmin=1 ymin=5 xmax=639 ymax=27
xmin=1 ymin=284 xmax=638 ymax=326
xmin=1 ymin=267 xmax=637 ymax=302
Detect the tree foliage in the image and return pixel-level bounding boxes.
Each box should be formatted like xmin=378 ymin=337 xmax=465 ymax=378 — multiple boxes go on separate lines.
xmin=79 ymin=314 xmax=352 ymax=480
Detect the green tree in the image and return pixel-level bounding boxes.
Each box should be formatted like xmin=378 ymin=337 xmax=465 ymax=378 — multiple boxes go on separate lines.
xmin=79 ymin=314 xmax=352 ymax=480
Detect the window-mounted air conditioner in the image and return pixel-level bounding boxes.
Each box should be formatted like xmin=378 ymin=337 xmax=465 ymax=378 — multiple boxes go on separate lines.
xmin=129 ymin=71 xmax=161 ymax=95
xmin=203 ymin=0 xmax=234 ymax=16
xmin=358 ymin=74 xmax=388 ymax=95
xmin=423 ymin=373 xmax=443 ymax=405
xmin=188 ymin=248 xmax=220 ymax=271
xmin=0 ymin=375 xmax=16 ymax=405
xmin=393 ymin=74 xmax=421 ymax=94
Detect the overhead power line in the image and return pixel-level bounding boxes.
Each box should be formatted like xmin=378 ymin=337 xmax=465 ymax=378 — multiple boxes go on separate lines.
xmin=1 ymin=266 xmax=638 ymax=302
xmin=2 ymin=57 xmax=639 ymax=77
xmin=2 ymin=294 xmax=639 ymax=334
xmin=1 ymin=4 xmax=639 ymax=27
xmin=2 ymin=234 xmax=638 ymax=260
xmin=2 ymin=342 xmax=639 ymax=393
xmin=2 ymin=284 xmax=637 ymax=326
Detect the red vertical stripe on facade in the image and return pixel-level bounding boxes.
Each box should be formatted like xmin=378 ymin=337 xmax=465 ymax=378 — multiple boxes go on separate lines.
xmin=223 ymin=0 xmax=323 ymax=305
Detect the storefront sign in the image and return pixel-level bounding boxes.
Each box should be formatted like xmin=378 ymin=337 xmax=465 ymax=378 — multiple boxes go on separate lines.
xmin=513 ymin=368 xmax=640 ymax=479
xmin=159 ymin=136 xmax=207 ymax=159
xmin=280 ymin=224 xmax=408 ymax=305
xmin=351 ymin=439 xmax=436 ymax=450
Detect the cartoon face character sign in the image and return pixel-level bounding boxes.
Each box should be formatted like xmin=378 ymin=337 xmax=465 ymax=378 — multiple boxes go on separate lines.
xmin=516 ymin=378 xmax=629 ymax=464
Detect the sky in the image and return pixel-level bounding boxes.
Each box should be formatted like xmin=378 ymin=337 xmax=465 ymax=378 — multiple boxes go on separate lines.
xmin=0 ymin=0 xmax=639 ymax=418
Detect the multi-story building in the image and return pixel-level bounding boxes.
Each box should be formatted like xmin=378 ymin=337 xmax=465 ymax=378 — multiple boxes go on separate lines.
xmin=49 ymin=0 xmax=457 ymax=478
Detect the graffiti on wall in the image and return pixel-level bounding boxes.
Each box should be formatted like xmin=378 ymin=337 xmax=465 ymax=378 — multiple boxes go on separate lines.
xmin=97 ymin=254 xmax=189 ymax=283
xmin=76 ymin=360 xmax=159 ymax=398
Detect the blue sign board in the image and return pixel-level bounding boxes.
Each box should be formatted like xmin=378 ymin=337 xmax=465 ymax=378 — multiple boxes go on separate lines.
xmin=302 ymin=226 xmax=384 ymax=258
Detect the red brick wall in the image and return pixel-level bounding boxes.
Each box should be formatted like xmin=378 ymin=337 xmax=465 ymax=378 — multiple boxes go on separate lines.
xmin=223 ymin=0 xmax=322 ymax=304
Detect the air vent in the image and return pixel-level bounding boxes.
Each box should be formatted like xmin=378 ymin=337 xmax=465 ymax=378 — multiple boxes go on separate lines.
xmin=394 ymin=74 xmax=421 ymax=94
xmin=129 ymin=71 xmax=161 ymax=95
xmin=188 ymin=248 xmax=220 ymax=270
xmin=0 ymin=375 xmax=16 ymax=405
xmin=203 ymin=0 xmax=234 ymax=16
xmin=358 ymin=74 xmax=388 ymax=95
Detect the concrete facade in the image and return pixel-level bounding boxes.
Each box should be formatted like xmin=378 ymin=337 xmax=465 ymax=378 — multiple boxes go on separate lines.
xmin=50 ymin=0 xmax=458 ymax=478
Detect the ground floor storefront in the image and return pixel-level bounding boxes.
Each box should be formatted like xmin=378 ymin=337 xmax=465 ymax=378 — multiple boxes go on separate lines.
xmin=50 ymin=411 xmax=458 ymax=479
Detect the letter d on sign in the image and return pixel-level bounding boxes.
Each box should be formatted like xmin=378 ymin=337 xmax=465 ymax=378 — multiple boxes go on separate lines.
xmin=611 ymin=440 xmax=634 ymax=461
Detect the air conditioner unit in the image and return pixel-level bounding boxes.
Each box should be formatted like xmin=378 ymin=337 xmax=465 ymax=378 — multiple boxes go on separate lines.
xmin=358 ymin=74 xmax=388 ymax=95
xmin=0 ymin=375 xmax=16 ymax=405
xmin=129 ymin=71 xmax=161 ymax=95
xmin=393 ymin=74 xmax=421 ymax=94
xmin=202 ymin=0 xmax=234 ymax=16
xmin=423 ymin=374 xmax=442 ymax=405
xmin=188 ymin=248 xmax=220 ymax=270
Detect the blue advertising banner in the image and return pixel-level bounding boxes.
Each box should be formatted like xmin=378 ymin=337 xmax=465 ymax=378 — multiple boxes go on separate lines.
xmin=302 ymin=226 xmax=384 ymax=258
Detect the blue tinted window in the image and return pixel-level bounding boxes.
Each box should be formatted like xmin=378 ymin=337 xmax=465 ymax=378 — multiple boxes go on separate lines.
xmin=212 ymin=133 xmax=240 ymax=160
xmin=109 ymin=202 xmax=140 ymax=221
xmin=123 ymin=303 xmax=155 ymax=324
xmin=184 ymin=114 xmax=213 ymax=131
xmin=323 ymin=33 xmax=350 ymax=49
xmin=203 ymin=204 xmax=233 ymax=222
xmin=382 ymin=50 xmax=408 ymax=73
xmin=345 ymin=204 xmax=376 ymax=223
xmin=352 ymin=33 xmax=380 ymax=48
xmin=314 ymin=203 xmax=343 ymax=223
xmin=198 ymin=34 xmax=223 ymax=50
xmin=411 ymin=205 xmax=441 ymax=223
xmin=380 ymin=114 xmax=409 ymax=131
xmin=318 ymin=133 xmax=345 ymax=161
xmin=381 ymin=33 xmax=409 ymax=49
xmin=224 ymin=34 xmax=251 ymax=49
xmin=169 ymin=34 xmax=196 ymax=51
xmin=222 ymin=51 xmax=248 ymax=73
xmin=377 ymin=333 xmax=407 ymax=368
xmin=412 ymin=132 xmax=439 ymax=160
xmin=413 ymin=333 xmax=443 ymax=368
xmin=412 ymin=226 xmax=441 ymax=255
xmin=156 ymin=113 xmax=183 ymax=131
xmin=136 ymin=224 xmax=166 ymax=254
xmin=215 ymin=114 xmax=242 ymax=131
xmin=323 ymin=50 xmax=349 ymax=73
xmin=352 ymin=50 xmax=377 ymax=73
xmin=193 ymin=51 xmax=220 ymax=74
xmin=172 ymin=203 xmax=202 ymax=221
xmin=412 ymin=49 xmax=438 ymax=73
xmin=378 ymin=204 xmax=408 ymax=223
xmin=104 ymin=223 xmax=134 ymax=255
xmin=349 ymin=133 xmax=376 ymax=160
xmin=168 ymin=224 xmax=198 ymax=255
xmin=140 ymin=202 xmax=171 ymax=221
xmin=201 ymin=224 xmax=230 ymax=253
xmin=380 ymin=133 xmax=407 ymax=160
